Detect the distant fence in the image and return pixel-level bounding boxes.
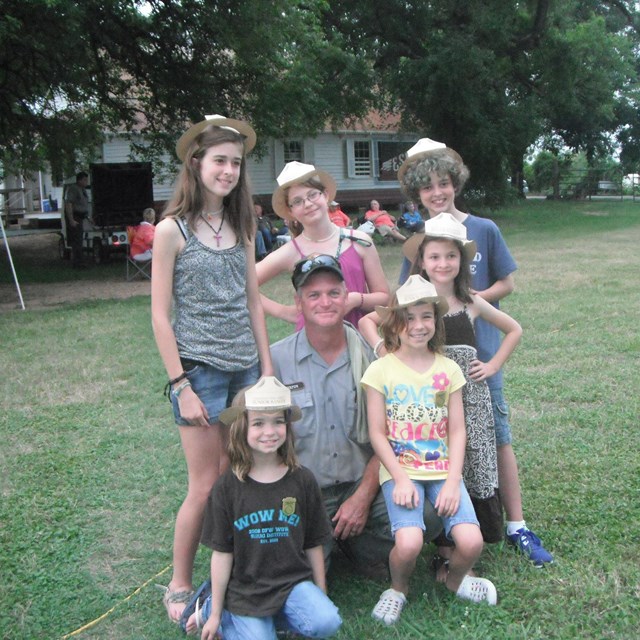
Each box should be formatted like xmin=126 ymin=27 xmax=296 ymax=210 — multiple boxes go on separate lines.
xmin=547 ymin=168 xmax=640 ymax=201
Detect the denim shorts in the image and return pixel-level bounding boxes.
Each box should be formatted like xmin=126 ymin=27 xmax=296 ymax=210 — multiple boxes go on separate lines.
xmin=489 ymin=387 xmax=512 ymax=446
xmin=171 ymin=359 xmax=260 ymax=426
xmin=381 ymin=478 xmax=479 ymax=540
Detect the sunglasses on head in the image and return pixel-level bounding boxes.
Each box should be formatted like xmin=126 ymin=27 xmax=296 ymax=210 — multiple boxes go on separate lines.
xmin=292 ymin=254 xmax=342 ymax=288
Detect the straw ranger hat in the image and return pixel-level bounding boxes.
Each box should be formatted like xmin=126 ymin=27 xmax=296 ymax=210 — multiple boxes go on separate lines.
xmin=219 ymin=376 xmax=302 ymax=425
xmin=175 ymin=114 xmax=257 ymax=162
xmin=397 ymin=137 xmax=464 ymax=181
xmin=402 ymin=212 xmax=477 ymax=264
xmin=375 ymin=275 xmax=448 ymax=320
xmin=272 ymin=161 xmax=337 ymax=220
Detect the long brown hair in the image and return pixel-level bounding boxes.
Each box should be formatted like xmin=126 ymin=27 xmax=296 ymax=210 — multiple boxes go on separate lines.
xmin=409 ymin=236 xmax=473 ymax=304
xmin=227 ymin=405 xmax=299 ymax=482
xmin=163 ymin=126 xmax=255 ymax=242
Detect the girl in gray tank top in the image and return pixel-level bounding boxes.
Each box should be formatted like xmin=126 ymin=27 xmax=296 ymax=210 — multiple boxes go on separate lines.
xmin=151 ymin=116 xmax=273 ymax=623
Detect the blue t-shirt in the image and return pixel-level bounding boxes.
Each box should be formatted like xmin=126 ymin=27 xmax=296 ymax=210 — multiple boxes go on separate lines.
xmin=463 ymin=214 xmax=517 ymax=390
xmin=401 ymin=211 xmax=422 ymax=225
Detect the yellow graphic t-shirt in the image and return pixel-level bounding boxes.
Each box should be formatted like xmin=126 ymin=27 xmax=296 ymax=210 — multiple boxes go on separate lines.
xmin=361 ymin=353 xmax=465 ymax=484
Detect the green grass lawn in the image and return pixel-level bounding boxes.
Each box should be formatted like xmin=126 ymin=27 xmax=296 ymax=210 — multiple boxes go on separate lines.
xmin=1 ymin=200 xmax=639 ymax=639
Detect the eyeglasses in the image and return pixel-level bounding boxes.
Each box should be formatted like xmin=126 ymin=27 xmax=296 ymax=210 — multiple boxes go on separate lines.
xmin=288 ymin=189 xmax=323 ymax=210
xmin=292 ymin=254 xmax=342 ymax=289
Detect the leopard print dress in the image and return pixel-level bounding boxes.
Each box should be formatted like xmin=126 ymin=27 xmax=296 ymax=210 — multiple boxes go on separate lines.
xmin=444 ymin=308 xmax=503 ymax=542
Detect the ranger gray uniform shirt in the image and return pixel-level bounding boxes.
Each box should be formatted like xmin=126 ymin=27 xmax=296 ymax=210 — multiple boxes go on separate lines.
xmin=271 ymin=326 xmax=373 ymax=488
xmin=65 ymin=183 xmax=89 ymax=216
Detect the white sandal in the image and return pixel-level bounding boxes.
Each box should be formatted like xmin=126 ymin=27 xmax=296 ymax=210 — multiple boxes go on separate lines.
xmin=194 ymin=597 xmax=205 ymax=631
xmin=456 ymin=575 xmax=497 ymax=605
xmin=371 ymin=588 xmax=407 ymax=625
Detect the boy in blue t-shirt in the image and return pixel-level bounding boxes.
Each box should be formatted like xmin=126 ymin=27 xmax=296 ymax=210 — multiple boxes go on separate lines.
xmin=396 ymin=138 xmax=553 ymax=568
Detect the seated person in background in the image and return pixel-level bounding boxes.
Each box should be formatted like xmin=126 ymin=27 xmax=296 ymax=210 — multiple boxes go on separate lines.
xmin=271 ymin=220 xmax=293 ymax=245
xmin=130 ymin=207 xmax=156 ymax=261
xmin=254 ymin=200 xmax=273 ymax=253
xmin=328 ymin=200 xmax=351 ymax=227
xmin=365 ymin=200 xmax=406 ymax=242
xmin=255 ymin=224 xmax=267 ymax=261
xmin=253 ymin=202 xmax=268 ymax=261
xmin=398 ymin=201 xmax=424 ymax=233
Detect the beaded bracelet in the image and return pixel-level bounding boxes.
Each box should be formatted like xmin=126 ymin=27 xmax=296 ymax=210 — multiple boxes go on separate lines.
xmin=360 ymin=292 xmax=365 ymax=308
xmin=163 ymin=371 xmax=188 ymax=399
xmin=172 ymin=380 xmax=192 ymax=399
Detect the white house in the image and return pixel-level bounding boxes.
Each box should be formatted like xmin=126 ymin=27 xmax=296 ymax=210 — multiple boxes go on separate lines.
xmin=104 ymin=112 xmax=419 ymax=213
xmin=248 ymin=114 xmax=419 ymax=212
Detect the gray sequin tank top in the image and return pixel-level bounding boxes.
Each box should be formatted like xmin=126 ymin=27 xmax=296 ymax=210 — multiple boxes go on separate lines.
xmin=172 ymin=222 xmax=258 ymax=371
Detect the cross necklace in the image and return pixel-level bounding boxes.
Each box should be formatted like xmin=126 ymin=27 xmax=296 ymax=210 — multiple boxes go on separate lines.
xmin=200 ymin=209 xmax=225 ymax=247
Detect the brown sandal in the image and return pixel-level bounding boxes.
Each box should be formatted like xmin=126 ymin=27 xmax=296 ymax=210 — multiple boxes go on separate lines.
xmin=158 ymin=584 xmax=195 ymax=622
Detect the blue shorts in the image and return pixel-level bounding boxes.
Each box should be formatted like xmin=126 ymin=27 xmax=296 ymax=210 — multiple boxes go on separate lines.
xmin=381 ymin=478 xmax=479 ymax=540
xmin=489 ymin=387 xmax=512 ymax=446
xmin=171 ymin=359 xmax=260 ymax=426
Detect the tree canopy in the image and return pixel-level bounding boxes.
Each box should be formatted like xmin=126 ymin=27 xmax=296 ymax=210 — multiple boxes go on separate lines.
xmin=325 ymin=0 xmax=640 ymax=202
xmin=1 ymin=0 xmax=374 ymax=179
xmin=2 ymin=0 xmax=639 ymax=200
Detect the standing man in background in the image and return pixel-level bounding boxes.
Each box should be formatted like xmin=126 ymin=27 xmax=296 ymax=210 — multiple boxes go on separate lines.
xmin=65 ymin=171 xmax=90 ymax=269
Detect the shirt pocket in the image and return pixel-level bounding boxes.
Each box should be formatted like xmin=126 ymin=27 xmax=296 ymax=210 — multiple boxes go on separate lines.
xmin=290 ymin=389 xmax=315 ymax=439
xmin=343 ymin=397 xmax=359 ymax=441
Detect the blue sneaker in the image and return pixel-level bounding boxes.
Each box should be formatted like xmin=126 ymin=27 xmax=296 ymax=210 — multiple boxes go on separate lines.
xmin=507 ymin=527 xmax=554 ymax=567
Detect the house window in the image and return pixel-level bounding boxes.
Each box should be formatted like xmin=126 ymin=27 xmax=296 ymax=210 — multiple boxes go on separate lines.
xmin=353 ymin=141 xmax=371 ymax=176
xmin=283 ymin=140 xmax=303 ymax=163
xmin=347 ymin=140 xmax=372 ymax=178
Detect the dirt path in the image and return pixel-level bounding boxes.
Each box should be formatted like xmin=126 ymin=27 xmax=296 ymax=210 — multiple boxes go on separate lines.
xmin=1 ymin=232 xmax=150 ymax=313
xmin=0 ymin=279 xmax=150 ymax=312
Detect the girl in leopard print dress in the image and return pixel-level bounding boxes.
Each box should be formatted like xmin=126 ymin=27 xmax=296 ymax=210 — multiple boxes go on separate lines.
xmin=403 ymin=213 xmax=522 ymax=569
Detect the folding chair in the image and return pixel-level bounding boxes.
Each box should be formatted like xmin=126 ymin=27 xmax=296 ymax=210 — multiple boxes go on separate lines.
xmin=126 ymin=226 xmax=152 ymax=281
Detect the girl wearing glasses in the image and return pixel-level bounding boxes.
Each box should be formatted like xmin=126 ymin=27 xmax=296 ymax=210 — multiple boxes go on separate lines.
xmin=151 ymin=115 xmax=272 ymax=622
xmin=256 ymin=161 xmax=389 ymax=328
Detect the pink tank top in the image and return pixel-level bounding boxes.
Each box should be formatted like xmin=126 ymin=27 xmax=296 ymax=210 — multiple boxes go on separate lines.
xmin=292 ymin=230 xmax=368 ymax=329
